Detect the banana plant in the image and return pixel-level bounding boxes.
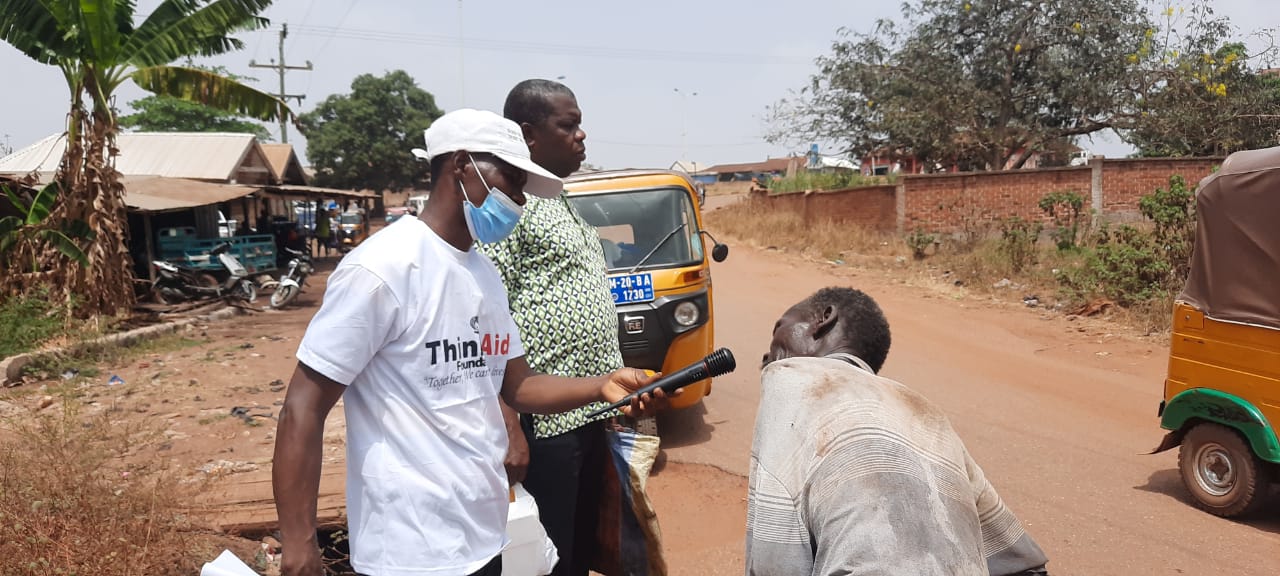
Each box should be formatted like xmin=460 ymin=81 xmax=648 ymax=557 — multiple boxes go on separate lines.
xmin=0 ymin=182 xmax=95 ymax=272
xmin=0 ymin=0 xmax=287 ymax=314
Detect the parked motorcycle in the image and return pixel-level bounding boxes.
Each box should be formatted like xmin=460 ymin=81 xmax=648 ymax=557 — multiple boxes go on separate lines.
xmin=268 ymin=246 xmax=313 ymax=308
xmin=151 ymin=243 xmax=257 ymax=305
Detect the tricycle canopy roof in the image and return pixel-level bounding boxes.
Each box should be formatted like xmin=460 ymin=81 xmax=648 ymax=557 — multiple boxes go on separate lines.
xmin=1181 ymin=145 xmax=1280 ymax=330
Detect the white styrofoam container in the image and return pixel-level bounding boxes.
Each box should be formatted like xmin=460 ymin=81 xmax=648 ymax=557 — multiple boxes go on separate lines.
xmin=502 ymin=483 xmax=558 ymax=576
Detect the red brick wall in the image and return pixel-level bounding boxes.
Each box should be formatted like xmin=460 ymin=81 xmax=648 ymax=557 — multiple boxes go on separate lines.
xmin=1101 ymin=158 xmax=1219 ymax=216
xmin=752 ymin=157 xmax=1223 ymax=234
xmin=902 ymin=167 xmax=1090 ymax=232
xmin=806 ymin=186 xmax=898 ymax=232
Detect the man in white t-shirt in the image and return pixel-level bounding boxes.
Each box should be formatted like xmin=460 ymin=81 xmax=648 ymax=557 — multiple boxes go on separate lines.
xmin=272 ymin=109 xmax=670 ymax=576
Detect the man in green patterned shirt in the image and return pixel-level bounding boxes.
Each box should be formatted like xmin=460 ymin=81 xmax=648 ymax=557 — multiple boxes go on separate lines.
xmin=479 ymin=79 xmax=622 ymax=576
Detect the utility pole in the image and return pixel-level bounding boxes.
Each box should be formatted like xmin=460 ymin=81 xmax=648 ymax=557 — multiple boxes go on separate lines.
xmin=250 ymin=23 xmax=312 ymax=143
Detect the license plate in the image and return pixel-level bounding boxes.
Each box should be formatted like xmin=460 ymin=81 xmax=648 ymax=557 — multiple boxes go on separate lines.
xmin=609 ymin=273 xmax=654 ymax=304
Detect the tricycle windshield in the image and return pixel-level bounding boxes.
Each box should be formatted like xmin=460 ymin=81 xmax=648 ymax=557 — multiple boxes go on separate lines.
xmin=338 ymin=213 xmax=362 ymax=225
xmin=568 ymin=186 xmax=705 ymax=272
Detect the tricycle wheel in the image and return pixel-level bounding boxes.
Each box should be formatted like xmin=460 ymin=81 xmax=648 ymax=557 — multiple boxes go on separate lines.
xmin=1178 ymin=422 xmax=1273 ymax=517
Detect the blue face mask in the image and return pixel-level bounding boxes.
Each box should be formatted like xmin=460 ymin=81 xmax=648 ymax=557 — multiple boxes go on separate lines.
xmin=461 ymin=155 xmax=524 ymax=244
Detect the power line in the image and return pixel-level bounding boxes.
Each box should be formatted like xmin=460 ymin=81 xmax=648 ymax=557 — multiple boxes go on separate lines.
xmin=249 ymin=2 xmax=279 ymax=62
xmin=249 ymin=23 xmax=313 ymax=143
xmin=289 ymin=24 xmax=809 ymax=65
xmin=303 ymin=0 xmax=360 ymax=97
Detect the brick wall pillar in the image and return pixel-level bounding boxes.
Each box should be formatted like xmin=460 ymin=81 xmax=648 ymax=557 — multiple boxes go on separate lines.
xmin=1089 ymin=155 xmax=1105 ymax=225
xmin=895 ymin=182 xmax=906 ymax=235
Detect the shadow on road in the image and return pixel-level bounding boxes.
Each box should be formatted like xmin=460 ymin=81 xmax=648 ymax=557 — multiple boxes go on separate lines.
xmin=1134 ymin=468 xmax=1280 ymax=534
xmin=651 ymin=403 xmax=716 ymax=475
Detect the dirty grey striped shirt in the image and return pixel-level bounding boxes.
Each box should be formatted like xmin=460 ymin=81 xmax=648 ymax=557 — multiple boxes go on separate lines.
xmin=746 ymin=356 xmax=1049 ymax=576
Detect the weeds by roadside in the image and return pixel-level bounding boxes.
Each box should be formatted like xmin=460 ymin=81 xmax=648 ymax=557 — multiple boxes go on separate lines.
xmin=0 ymin=290 xmax=70 ymax=359
xmin=19 ymin=332 xmax=209 ymax=384
xmin=0 ymin=401 xmax=235 ymax=575
xmin=707 ymin=175 xmax=1198 ymax=335
xmin=765 ymin=171 xmax=896 ymax=194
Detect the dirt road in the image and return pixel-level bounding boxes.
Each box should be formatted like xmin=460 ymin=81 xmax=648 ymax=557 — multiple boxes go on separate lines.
xmin=649 ymin=232 xmax=1280 ymax=575
xmin=11 ymin=206 xmax=1277 ymax=575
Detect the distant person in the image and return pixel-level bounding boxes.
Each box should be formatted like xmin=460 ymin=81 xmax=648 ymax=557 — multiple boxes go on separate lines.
xmin=314 ymin=207 xmax=332 ymax=257
xmin=748 ymin=287 xmax=1049 ymax=576
xmin=478 ymin=79 xmax=626 ymax=576
xmin=271 ymin=109 xmax=671 ymax=576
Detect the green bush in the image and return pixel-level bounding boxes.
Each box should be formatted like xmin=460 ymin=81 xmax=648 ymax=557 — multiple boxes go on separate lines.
xmin=0 ymin=290 xmax=66 ymax=359
xmin=1059 ymin=225 xmax=1170 ymax=306
xmin=906 ymin=229 xmax=936 ymax=260
xmin=767 ymin=171 xmax=894 ymax=194
xmin=1038 ymin=190 xmax=1087 ymax=251
xmin=1055 ymin=174 xmax=1196 ymax=308
xmin=1138 ymin=175 xmax=1196 ymax=283
xmin=998 ymin=217 xmax=1042 ymax=273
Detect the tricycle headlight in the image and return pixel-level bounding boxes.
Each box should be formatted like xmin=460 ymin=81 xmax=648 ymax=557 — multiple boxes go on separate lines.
xmin=673 ymin=301 xmax=700 ymax=327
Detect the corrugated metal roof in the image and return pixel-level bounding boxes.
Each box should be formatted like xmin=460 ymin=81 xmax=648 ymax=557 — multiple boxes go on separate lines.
xmin=123 ymin=176 xmax=258 ymax=213
xmin=116 ymin=133 xmax=259 ymax=181
xmin=0 ymin=134 xmax=65 ymax=174
xmin=0 ymin=171 xmax=258 ymax=213
xmin=0 ymin=132 xmax=262 ymax=181
xmin=703 ymin=157 xmax=801 ymax=175
xmin=261 ymin=143 xmax=307 ymax=184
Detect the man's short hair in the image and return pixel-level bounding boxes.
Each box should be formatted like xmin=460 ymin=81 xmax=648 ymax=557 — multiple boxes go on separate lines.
xmin=429 ymin=154 xmax=449 ymax=184
xmin=504 ymin=79 xmax=576 ymax=127
xmin=805 ymin=287 xmax=891 ymax=372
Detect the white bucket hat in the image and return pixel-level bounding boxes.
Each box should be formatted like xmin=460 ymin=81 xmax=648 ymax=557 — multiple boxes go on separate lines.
xmin=411 ymin=108 xmax=562 ymax=198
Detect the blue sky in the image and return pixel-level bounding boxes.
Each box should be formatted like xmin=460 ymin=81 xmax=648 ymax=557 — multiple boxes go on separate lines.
xmin=1 ymin=0 xmax=1276 ymax=170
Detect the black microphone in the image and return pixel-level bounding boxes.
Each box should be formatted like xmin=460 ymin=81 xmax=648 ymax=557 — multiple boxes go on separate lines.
xmin=586 ymin=348 xmax=737 ymax=419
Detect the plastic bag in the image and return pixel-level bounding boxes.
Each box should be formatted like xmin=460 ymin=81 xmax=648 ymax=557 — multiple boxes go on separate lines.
xmin=591 ymin=427 xmax=667 ymax=576
xmin=503 ymin=483 xmax=559 ymax=576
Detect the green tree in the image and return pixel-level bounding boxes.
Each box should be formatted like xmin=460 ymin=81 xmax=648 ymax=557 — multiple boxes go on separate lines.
xmin=1124 ymin=2 xmax=1280 ymax=156
xmin=300 ymin=70 xmax=443 ymax=192
xmin=121 ymin=66 xmax=271 ymax=140
xmin=0 ymin=0 xmax=286 ymax=315
xmin=768 ymin=0 xmax=1150 ymax=171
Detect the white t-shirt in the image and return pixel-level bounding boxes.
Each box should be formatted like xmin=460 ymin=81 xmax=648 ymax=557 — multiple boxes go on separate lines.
xmin=297 ymin=217 xmax=525 ymax=576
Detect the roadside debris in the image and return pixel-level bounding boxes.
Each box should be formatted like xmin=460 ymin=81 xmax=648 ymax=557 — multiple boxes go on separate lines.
xmin=1071 ymin=299 xmax=1116 ymax=317
xmin=198 ymin=459 xmax=260 ymax=475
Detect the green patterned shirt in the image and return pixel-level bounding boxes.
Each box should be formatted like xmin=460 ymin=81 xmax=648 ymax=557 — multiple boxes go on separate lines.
xmin=479 ymin=192 xmax=623 ymax=439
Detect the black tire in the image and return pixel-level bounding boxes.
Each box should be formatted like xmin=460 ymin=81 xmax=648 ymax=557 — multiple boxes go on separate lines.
xmin=1178 ymin=422 xmax=1274 ymax=517
xmin=270 ymin=284 xmax=298 ymax=308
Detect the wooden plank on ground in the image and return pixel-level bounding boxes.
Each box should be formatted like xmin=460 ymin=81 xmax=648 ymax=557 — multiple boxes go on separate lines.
xmin=199 ymin=465 xmax=347 ymax=534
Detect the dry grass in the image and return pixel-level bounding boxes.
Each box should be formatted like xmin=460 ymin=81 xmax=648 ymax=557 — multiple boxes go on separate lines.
xmin=704 ymin=198 xmax=904 ymax=263
xmin=0 ymin=399 xmax=244 ymax=575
